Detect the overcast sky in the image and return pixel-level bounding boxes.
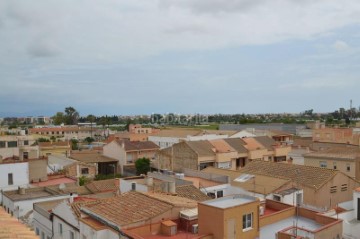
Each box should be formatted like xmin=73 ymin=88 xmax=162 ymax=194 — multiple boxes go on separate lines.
xmin=1 ymin=0 xmax=360 ymax=117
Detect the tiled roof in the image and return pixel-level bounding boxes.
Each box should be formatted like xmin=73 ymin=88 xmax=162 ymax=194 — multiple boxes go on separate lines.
xmin=0 ymin=208 xmax=38 ymax=239
xmin=223 ymin=138 xmax=248 ymax=153
xmin=115 ymin=139 xmax=160 ymax=151
xmin=208 ymin=139 xmax=236 ymax=153
xmin=239 ymin=160 xmax=338 ymax=189
xmin=70 ymin=152 xmax=117 ymax=163
xmin=253 ymin=136 xmax=277 ymax=150
xmin=304 ymin=147 xmax=360 ymax=160
xmin=185 ymin=141 xmax=215 ymax=157
xmin=145 ymin=193 xmax=198 ymax=208
xmin=175 ymin=185 xmax=211 ymax=201
xmin=34 ymin=199 xmax=65 ymax=212
xmin=82 ymin=192 xmax=173 ymax=227
xmin=71 ymin=198 xmax=98 ymax=218
xmin=85 ymin=179 xmax=118 ymax=194
xmin=242 ymin=138 xmax=266 ymax=150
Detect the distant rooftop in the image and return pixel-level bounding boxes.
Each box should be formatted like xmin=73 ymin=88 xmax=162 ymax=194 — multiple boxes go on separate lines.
xmin=201 ymin=194 xmax=257 ymax=209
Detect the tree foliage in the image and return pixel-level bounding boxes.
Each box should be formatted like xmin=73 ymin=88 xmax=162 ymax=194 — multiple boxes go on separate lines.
xmin=135 ymin=157 xmax=150 ymax=175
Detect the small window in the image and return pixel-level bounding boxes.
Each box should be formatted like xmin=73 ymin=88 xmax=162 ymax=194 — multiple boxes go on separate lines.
xmin=24 ymin=140 xmax=29 ymax=146
xmin=341 ymin=184 xmax=348 ymax=191
xmin=273 ymin=195 xmax=281 ymax=201
xmin=242 ymin=213 xmax=253 ymax=230
xmin=41 ymin=232 xmax=45 ymax=239
xmin=8 ymin=173 xmax=13 ymax=185
xmin=0 ymin=141 xmax=6 ymax=148
xmin=346 ymin=164 xmax=351 ymax=172
xmin=23 ymin=152 xmax=29 ymax=160
xmin=36 ymin=228 xmax=40 ymax=235
xmin=7 ymin=141 xmax=18 ymax=148
xmin=70 ymin=231 xmax=74 ymax=239
xmin=320 ymin=161 xmax=327 ymax=168
xmin=330 ymin=186 xmax=337 ymax=194
xmin=81 ymin=168 xmax=89 ymax=175
xmin=216 ymin=190 xmax=223 ymax=198
xmin=59 ymin=223 xmax=63 ymax=235
xmin=207 ymin=192 xmax=216 ymax=199
xmin=333 ymin=162 xmax=337 ymax=170
xmin=131 ymin=182 xmax=136 ymax=191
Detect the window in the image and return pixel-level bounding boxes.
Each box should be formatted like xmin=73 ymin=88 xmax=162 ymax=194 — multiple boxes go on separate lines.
xmin=36 ymin=228 xmax=40 ymax=235
xmin=0 ymin=141 xmax=5 ymax=148
xmin=70 ymin=231 xmax=74 ymax=239
xmin=320 ymin=161 xmax=327 ymax=168
xmin=23 ymin=152 xmax=29 ymax=160
xmin=24 ymin=140 xmax=29 ymax=146
xmin=7 ymin=141 xmax=17 ymax=148
xmin=131 ymin=182 xmax=136 ymax=191
xmin=59 ymin=223 xmax=63 ymax=235
xmin=41 ymin=232 xmax=45 ymax=239
xmin=216 ymin=190 xmax=224 ymax=198
xmin=81 ymin=168 xmax=89 ymax=175
xmin=341 ymin=184 xmax=348 ymax=191
xmin=207 ymin=192 xmax=216 ymax=199
xmin=333 ymin=162 xmax=337 ymax=170
xmin=273 ymin=195 xmax=281 ymax=201
xmin=330 ymin=186 xmax=337 ymax=194
xmin=346 ymin=163 xmax=351 ymax=172
xmin=242 ymin=213 xmax=253 ymax=230
xmin=47 ymin=237 xmax=51 ymax=239
xmin=8 ymin=173 xmax=13 ymax=185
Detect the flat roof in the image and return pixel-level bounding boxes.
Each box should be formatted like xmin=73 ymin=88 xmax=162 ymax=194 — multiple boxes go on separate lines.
xmin=260 ymin=216 xmax=322 ymax=239
xmin=202 ymin=194 xmax=257 ymax=209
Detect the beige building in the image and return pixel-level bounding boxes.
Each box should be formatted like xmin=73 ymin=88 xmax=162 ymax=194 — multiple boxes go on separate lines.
xmin=156 ymin=136 xmax=291 ymax=172
xmin=38 ymin=141 xmax=71 ymax=157
xmin=237 ymin=160 xmax=360 ymax=210
xmin=103 ymin=139 xmax=159 ymax=174
xmin=0 ymin=135 xmax=38 ymax=160
xmin=304 ymin=147 xmax=360 ymax=180
xmin=29 ymin=127 xmax=96 ymax=140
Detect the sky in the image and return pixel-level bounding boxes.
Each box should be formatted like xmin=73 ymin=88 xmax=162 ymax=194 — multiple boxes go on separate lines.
xmin=1 ymin=0 xmax=360 ymax=117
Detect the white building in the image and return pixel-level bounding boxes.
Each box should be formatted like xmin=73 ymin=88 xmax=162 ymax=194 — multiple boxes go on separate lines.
xmin=0 ymin=135 xmax=39 ymax=160
xmin=323 ymin=188 xmax=360 ymax=239
xmin=0 ymin=160 xmax=30 ymax=205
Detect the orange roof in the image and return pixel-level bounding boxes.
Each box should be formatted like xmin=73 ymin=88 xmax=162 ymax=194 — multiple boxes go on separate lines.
xmin=208 ymin=139 xmax=236 ymax=153
xmin=0 ymin=208 xmax=39 ymax=238
xmin=242 ymin=137 xmax=265 ymax=150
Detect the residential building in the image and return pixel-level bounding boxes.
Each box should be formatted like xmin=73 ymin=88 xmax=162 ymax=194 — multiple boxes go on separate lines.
xmin=313 ymin=127 xmax=360 ymax=146
xmin=29 ymin=127 xmax=97 ymax=140
xmin=323 ymin=187 xmax=360 ymax=238
xmin=38 ymin=141 xmax=71 ymax=157
xmin=2 ymin=186 xmax=73 ymax=219
xmin=304 ymin=147 xmax=360 ymax=180
xmin=70 ymin=150 xmax=118 ymax=175
xmin=128 ymin=124 xmax=160 ymax=134
xmin=103 ymin=139 xmax=159 ymax=174
xmin=155 ymin=137 xmax=291 ymax=172
xmin=148 ymin=128 xmax=234 ymax=149
xmin=233 ymin=160 xmax=360 ymax=210
xmin=0 ymin=135 xmax=38 ymax=160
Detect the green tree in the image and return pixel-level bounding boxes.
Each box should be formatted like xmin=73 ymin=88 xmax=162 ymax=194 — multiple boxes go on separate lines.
xmin=87 ymin=114 xmax=96 ymax=138
xmin=65 ymin=106 xmax=79 ymax=125
xmin=84 ymin=137 xmax=94 ymax=144
xmin=135 ymin=157 xmax=150 ymax=175
xmin=70 ymin=139 xmax=79 ymax=150
xmin=52 ymin=112 xmax=65 ymax=125
xmin=37 ymin=137 xmax=50 ymax=143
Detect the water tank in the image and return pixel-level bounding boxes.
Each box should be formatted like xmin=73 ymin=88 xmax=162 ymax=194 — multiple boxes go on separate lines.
xmin=168 ymin=181 xmax=176 ymax=194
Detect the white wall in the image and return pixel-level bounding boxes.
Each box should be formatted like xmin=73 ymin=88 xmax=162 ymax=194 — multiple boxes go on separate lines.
xmin=53 ymin=215 xmax=80 ymax=239
xmin=103 ymin=141 xmax=124 ymax=172
xmin=33 ymin=210 xmax=52 ymax=239
xmin=187 ymin=134 xmax=228 ymax=141
xmin=2 ymin=194 xmax=72 ymax=219
xmin=148 ymin=136 xmax=180 ymax=149
xmin=0 ymin=162 xmax=29 ymax=190
xmin=120 ymin=179 xmax=148 ymax=193
xmin=230 ymin=131 xmax=256 ymax=138
xmin=80 ymin=220 xmax=119 ymax=239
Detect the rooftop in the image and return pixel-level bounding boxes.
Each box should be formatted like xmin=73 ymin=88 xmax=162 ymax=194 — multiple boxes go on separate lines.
xmin=70 ymin=151 xmax=117 ymax=163
xmin=114 ymin=139 xmax=160 ymax=151
xmin=260 ymin=216 xmax=322 ymax=239
xmin=82 ymin=191 xmax=174 ymax=227
xmin=304 ymin=147 xmax=360 ymax=160
xmin=201 ymin=194 xmax=257 ymax=209
xmin=0 ymin=207 xmax=38 ymax=239
xmin=3 ymin=186 xmax=66 ymax=201
xmin=31 ymin=176 xmax=77 ymax=187
xmin=238 ymin=160 xmax=338 ymax=189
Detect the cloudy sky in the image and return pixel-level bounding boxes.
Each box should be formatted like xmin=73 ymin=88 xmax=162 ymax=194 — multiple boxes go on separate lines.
xmin=1 ymin=0 xmax=360 ymax=117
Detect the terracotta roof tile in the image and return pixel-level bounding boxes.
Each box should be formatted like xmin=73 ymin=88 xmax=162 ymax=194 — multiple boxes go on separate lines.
xmin=0 ymin=208 xmax=38 ymax=239
xmin=114 ymin=139 xmax=159 ymax=151
xmin=82 ymin=192 xmax=173 ymax=227
xmin=174 ymin=185 xmax=211 ymax=201
xmin=304 ymin=147 xmax=360 ymax=160
xmin=185 ymin=141 xmax=215 ymax=157
xmin=239 ymin=160 xmax=338 ymax=189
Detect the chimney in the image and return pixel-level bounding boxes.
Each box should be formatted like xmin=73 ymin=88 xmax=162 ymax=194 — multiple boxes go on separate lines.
xmin=18 ymin=187 xmax=26 ymax=195
xmin=69 ymin=193 xmax=74 ymax=203
xmin=145 ymin=177 xmax=154 ymax=187
xmin=168 ymin=181 xmax=176 ymax=194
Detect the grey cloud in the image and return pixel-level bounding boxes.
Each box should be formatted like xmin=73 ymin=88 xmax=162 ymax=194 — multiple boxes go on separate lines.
xmin=160 ymin=0 xmax=265 ymax=14
xmin=27 ymin=40 xmax=60 ymax=58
